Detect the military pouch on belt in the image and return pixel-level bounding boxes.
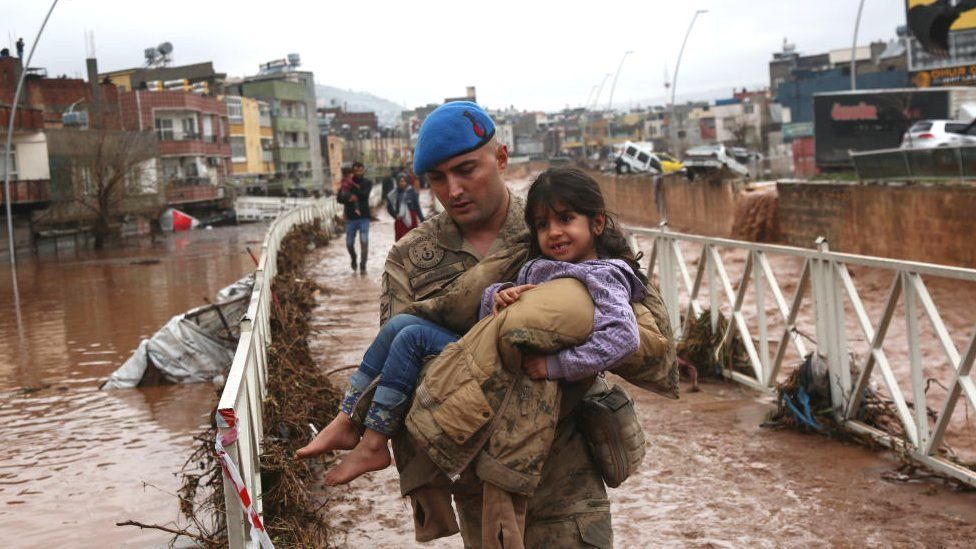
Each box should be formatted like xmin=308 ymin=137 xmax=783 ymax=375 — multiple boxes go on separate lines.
xmin=578 ymin=381 xmax=646 ymax=488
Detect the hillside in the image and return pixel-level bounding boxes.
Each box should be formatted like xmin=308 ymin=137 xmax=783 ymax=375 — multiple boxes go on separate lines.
xmin=315 ymin=84 xmax=403 ymax=127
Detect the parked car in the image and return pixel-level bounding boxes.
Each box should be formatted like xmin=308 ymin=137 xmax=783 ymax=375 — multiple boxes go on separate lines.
xmin=682 ymin=144 xmax=750 ymax=180
xmin=614 ymin=141 xmax=684 ymax=175
xmin=900 ymin=119 xmax=976 ymax=149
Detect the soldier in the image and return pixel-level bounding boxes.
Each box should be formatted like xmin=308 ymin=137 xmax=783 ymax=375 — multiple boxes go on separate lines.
xmin=382 ymin=101 xmax=614 ymax=547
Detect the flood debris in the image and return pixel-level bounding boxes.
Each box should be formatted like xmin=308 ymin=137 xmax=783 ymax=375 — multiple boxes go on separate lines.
xmin=676 ymin=310 xmax=751 ymax=390
xmin=764 ymin=353 xmax=976 ymax=489
xmin=258 ymin=219 xmax=341 ymax=546
xmin=100 ymin=275 xmax=254 ymax=389
xmin=118 ymin=219 xmax=340 ymax=546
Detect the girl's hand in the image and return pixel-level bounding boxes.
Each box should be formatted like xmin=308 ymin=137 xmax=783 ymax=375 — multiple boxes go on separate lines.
xmin=492 ymin=284 xmax=537 ymax=315
xmin=522 ymin=354 xmax=549 ymax=380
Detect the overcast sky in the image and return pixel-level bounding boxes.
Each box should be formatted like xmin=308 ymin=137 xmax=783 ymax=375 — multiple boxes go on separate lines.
xmin=5 ymin=0 xmax=908 ymax=112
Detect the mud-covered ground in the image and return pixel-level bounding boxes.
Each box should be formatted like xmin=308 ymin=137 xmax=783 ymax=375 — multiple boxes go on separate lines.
xmin=304 ymin=181 xmax=976 ymax=547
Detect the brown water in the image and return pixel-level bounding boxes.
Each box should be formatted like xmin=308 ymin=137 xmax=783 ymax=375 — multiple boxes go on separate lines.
xmin=0 ymin=224 xmax=267 ymax=547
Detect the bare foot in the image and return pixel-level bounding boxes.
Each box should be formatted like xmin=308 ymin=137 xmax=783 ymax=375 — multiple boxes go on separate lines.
xmin=324 ymin=429 xmax=392 ymax=485
xmin=294 ymin=413 xmax=360 ymax=459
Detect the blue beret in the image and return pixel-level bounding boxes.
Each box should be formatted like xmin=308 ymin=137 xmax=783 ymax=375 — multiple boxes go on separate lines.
xmin=413 ymin=101 xmax=495 ymax=174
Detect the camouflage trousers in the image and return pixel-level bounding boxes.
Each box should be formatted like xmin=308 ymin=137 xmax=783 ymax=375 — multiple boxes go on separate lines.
xmin=452 ymin=408 xmax=613 ymax=549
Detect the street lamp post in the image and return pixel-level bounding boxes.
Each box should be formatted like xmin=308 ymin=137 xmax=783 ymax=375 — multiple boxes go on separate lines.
xmin=607 ymin=50 xmax=634 ymax=145
xmin=4 ymin=0 xmax=60 ymax=273
xmin=668 ymin=9 xmax=707 ymax=153
xmin=850 ymin=0 xmax=867 ymax=90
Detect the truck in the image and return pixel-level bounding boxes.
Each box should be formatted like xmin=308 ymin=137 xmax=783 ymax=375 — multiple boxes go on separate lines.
xmin=813 ymin=87 xmax=976 ymax=169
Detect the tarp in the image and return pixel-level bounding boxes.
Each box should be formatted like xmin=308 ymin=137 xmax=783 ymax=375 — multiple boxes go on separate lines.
xmin=101 ymin=275 xmax=254 ymax=389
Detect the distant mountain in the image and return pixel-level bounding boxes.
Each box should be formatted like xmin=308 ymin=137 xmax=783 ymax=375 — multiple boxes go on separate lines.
xmin=315 ymin=84 xmax=403 ymax=127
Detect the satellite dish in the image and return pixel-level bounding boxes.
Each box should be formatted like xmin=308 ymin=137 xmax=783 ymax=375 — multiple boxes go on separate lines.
xmin=157 ymin=42 xmax=173 ymax=55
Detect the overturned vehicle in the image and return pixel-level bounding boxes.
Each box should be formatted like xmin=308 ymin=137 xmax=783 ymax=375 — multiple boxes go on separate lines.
xmin=614 ymin=141 xmax=684 ymax=175
xmin=682 ymin=144 xmax=755 ymax=181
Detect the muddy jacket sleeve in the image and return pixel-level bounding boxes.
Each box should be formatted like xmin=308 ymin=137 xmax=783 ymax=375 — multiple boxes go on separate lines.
xmin=545 ymin=268 xmax=640 ymax=381
xmin=381 ymin=245 xmax=413 ymax=326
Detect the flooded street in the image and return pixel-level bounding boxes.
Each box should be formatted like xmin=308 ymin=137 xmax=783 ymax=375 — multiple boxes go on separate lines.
xmin=305 ymin=179 xmax=976 ymax=547
xmin=0 ymin=224 xmax=267 ymax=547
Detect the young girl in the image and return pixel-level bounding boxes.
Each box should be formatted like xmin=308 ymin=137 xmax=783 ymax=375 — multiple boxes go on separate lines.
xmin=296 ymin=167 xmax=648 ymax=485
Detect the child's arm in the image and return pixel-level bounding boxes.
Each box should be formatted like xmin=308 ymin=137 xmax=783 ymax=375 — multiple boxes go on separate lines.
xmin=545 ymin=268 xmax=640 ymax=382
xmin=480 ymin=282 xmax=513 ymax=319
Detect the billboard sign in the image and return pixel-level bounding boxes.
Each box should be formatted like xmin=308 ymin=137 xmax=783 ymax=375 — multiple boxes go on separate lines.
xmin=814 ymin=89 xmax=950 ymax=167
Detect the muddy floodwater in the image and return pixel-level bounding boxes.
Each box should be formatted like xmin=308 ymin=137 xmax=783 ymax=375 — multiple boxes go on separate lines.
xmin=0 ymin=224 xmax=267 ymax=547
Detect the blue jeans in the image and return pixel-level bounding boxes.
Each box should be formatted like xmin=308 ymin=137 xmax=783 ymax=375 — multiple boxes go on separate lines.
xmin=345 ymin=217 xmax=370 ymax=248
xmin=343 ymin=314 xmax=458 ymax=435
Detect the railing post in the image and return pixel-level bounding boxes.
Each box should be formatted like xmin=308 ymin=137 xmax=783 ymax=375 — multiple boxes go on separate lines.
xmin=708 ymin=243 xmax=719 ymax=335
xmin=753 ymin=250 xmax=771 ymax=386
xmin=903 ymin=271 xmax=930 ymax=450
xmin=811 ymin=237 xmax=845 ymax=415
xmin=658 ymin=235 xmax=681 ymax=338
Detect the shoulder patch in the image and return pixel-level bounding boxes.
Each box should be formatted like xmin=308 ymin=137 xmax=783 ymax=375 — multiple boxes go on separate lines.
xmin=408 ymin=236 xmax=445 ymax=269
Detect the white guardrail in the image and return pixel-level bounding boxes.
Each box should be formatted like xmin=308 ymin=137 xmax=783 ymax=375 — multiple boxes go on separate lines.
xmin=217 ymin=198 xmax=339 ymax=547
xmin=627 ymin=227 xmax=976 ymax=487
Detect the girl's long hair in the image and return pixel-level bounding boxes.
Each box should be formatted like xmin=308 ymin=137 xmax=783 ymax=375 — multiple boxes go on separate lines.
xmin=524 ymin=167 xmax=647 ymax=284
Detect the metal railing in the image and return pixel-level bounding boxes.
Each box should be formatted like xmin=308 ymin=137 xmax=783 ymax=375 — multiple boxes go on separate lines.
xmin=850 ymin=145 xmax=976 ymax=182
xmin=628 ymin=227 xmax=976 ymax=487
xmin=217 ymin=197 xmax=340 ymax=547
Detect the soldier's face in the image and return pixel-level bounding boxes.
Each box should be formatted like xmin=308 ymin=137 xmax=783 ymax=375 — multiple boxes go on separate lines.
xmin=425 ymin=143 xmax=509 ymax=229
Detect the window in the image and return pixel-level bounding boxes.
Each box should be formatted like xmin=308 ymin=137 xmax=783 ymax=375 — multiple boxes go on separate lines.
xmin=743 ymin=104 xmax=755 ymax=115
xmin=946 ymin=123 xmax=970 ymax=134
xmin=0 ymin=144 xmax=16 ymax=181
xmin=182 ymin=116 xmax=198 ymax=139
xmin=155 ymin=118 xmax=174 ymax=140
xmin=226 ymin=96 xmax=243 ymax=123
xmin=636 ymin=152 xmax=650 ymax=163
xmin=202 ymin=115 xmax=214 ymax=142
xmin=231 ymin=136 xmax=246 ymax=161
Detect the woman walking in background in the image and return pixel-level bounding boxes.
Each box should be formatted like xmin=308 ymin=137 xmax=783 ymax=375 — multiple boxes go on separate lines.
xmin=386 ymin=172 xmax=425 ymax=241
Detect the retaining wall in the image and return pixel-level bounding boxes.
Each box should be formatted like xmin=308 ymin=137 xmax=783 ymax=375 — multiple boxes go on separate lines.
xmin=590 ymin=170 xmax=976 ymax=269
xmin=776 ymin=180 xmax=976 ymax=268
xmin=589 ymin=170 xmax=745 ymax=237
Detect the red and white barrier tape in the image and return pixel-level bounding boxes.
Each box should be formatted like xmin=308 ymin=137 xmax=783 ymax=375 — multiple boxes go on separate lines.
xmin=215 ymin=408 xmax=275 ymax=549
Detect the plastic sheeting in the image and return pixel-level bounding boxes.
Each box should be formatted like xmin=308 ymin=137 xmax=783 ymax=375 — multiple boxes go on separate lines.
xmin=101 ymin=275 xmax=254 ymax=389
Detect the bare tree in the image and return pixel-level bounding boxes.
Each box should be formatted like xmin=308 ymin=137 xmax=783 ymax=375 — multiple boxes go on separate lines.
xmin=48 ymin=129 xmax=159 ymax=248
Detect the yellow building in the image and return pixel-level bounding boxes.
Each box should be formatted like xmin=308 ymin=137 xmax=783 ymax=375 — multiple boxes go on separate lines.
xmin=225 ymin=96 xmax=273 ymax=176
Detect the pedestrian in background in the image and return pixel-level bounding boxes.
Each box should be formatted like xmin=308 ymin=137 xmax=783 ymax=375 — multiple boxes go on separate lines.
xmin=386 ymin=172 xmax=425 ymax=241
xmin=338 ymin=161 xmax=373 ymax=273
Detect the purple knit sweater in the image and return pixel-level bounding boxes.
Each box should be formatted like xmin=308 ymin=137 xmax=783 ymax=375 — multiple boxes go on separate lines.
xmin=479 ymin=257 xmax=648 ymax=381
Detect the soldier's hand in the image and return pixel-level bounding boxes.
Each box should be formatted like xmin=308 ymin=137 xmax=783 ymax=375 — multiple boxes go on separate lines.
xmin=492 ymin=284 xmax=537 ymax=315
xmin=522 ymin=353 xmax=549 ymax=380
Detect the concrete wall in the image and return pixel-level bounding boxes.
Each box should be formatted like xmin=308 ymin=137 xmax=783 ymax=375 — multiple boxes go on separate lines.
xmin=587 ymin=170 xmax=976 ymax=269
xmin=776 ymin=180 xmax=976 ymax=268
xmin=589 ymin=170 xmax=743 ymax=237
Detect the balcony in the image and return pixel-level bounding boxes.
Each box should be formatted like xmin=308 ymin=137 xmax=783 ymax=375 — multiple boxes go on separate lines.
xmin=0 ymin=179 xmax=50 ymax=205
xmin=165 ymin=182 xmax=223 ymax=205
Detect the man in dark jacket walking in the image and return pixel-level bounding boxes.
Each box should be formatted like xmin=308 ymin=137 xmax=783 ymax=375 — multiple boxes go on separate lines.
xmin=338 ymin=161 xmax=374 ymax=273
